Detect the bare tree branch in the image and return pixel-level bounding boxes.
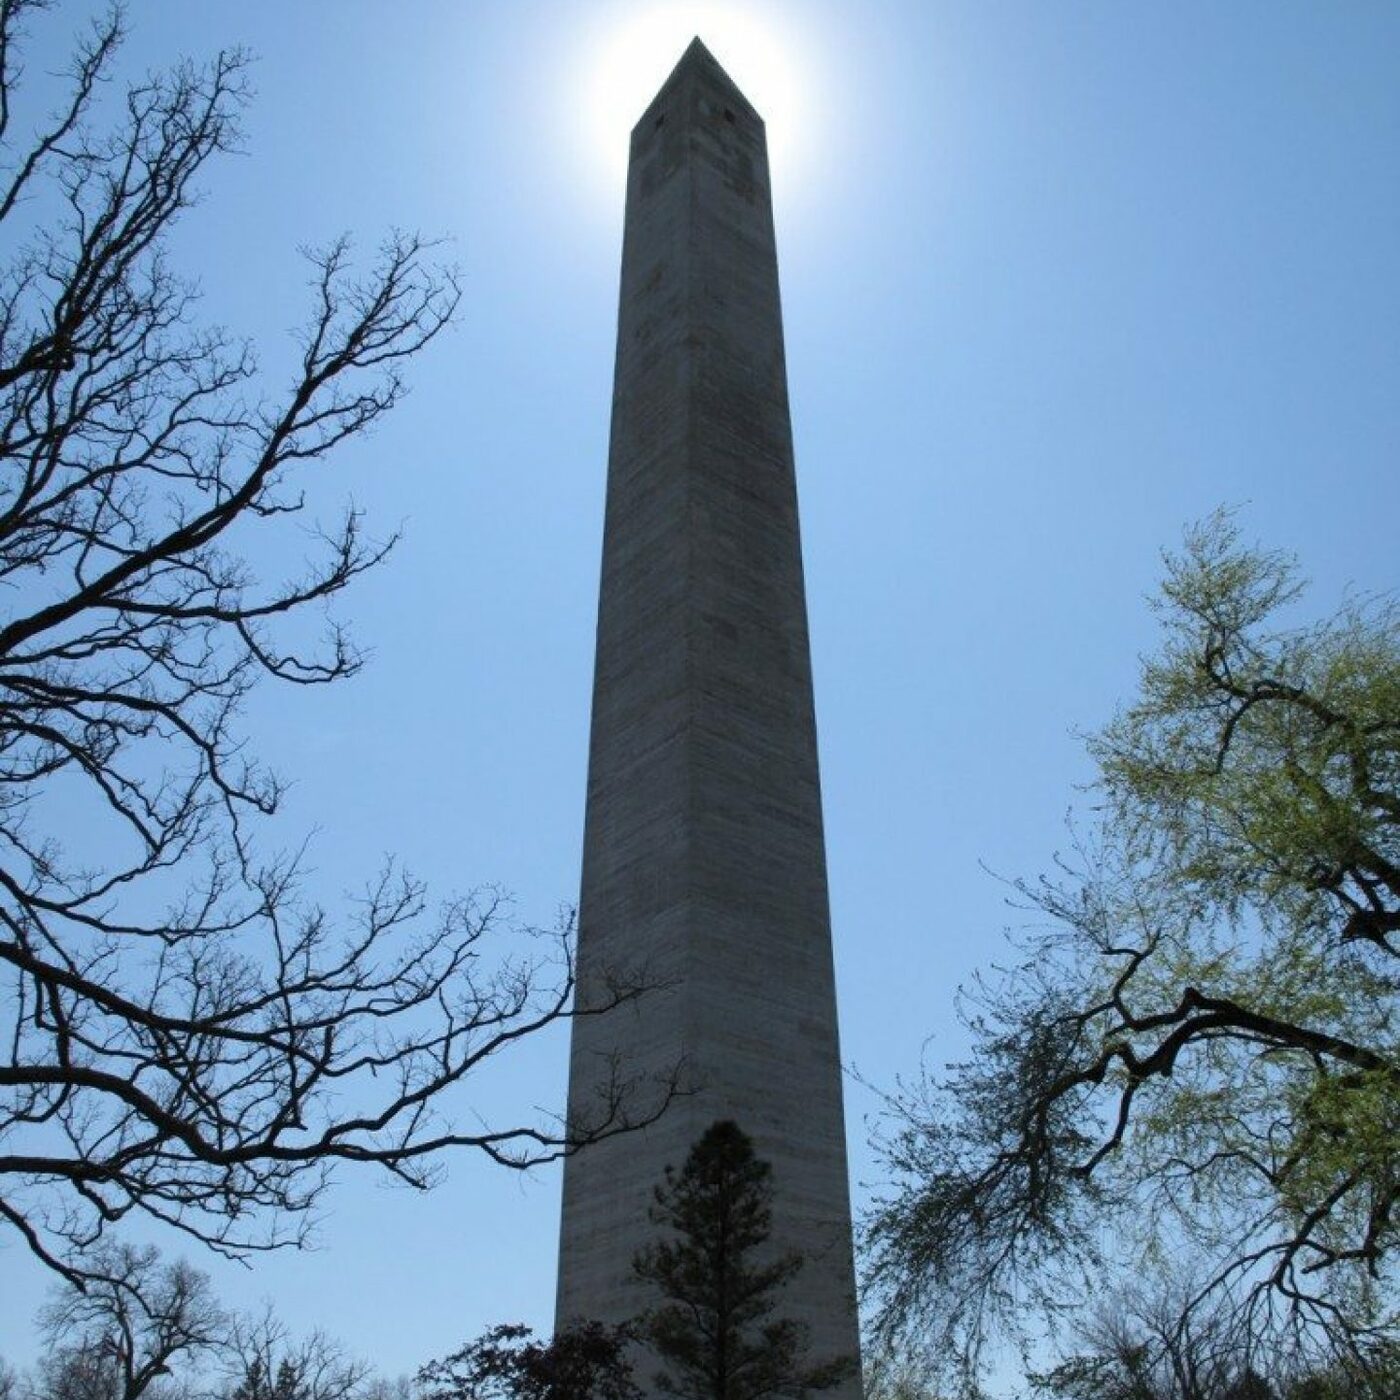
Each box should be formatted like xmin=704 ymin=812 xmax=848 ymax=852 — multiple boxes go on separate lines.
xmin=0 ymin=5 xmax=677 ymax=1287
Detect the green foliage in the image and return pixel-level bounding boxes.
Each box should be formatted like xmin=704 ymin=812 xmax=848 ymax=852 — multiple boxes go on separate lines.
xmin=859 ymin=1340 xmax=961 ymax=1400
xmin=1279 ymin=1339 xmax=1400 ymax=1400
xmin=1026 ymin=1287 xmax=1400 ymax=1400
xmin=865 ymin=513 xmax=1400 ymax=1380
xmin=1031 ymin=1352 xmax=1159 ymax=1400
xmin=634 ymin=1121 xmax=854 ymax=1400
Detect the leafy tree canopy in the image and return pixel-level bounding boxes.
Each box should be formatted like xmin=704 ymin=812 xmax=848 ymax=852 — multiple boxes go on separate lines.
xmin=416 ymin=1323 xmax=638 ymax=1400
xmin=865 ymin=513 xmax=1400 ymax=1382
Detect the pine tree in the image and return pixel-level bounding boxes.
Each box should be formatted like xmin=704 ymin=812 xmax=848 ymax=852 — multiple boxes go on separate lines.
xmin=632 ymin=1121 xmax=852 ymax=1400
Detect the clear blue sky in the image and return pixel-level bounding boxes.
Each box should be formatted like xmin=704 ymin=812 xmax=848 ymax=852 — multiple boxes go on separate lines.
xmin=2 ymin=0 xmax=1398 ymax=1383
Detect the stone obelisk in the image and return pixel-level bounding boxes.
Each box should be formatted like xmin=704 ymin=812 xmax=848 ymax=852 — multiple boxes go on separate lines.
xmin=556 ymin=40 xmax=861 ymax=1391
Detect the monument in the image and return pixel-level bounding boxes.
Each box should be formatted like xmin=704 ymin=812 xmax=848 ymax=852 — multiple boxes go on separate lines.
xmin=556 ymin=39 xmax=862 ymax=1391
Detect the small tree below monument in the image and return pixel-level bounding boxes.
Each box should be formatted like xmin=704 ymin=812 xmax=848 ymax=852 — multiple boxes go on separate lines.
xmin=632 ymin=1120 xmax=854 ymax=1400
xmin=416 ymin=1323 xmax=639 ymax=1400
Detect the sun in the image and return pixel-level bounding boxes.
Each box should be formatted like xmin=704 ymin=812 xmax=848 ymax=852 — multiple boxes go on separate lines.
xmin=578 ymin=2 xmax=815 ymax=194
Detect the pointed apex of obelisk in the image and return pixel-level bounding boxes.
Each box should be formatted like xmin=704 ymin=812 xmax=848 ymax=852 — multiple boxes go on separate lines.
xmin=638 ymin=35 xmax=762 ymax=130
xmin=676 ymin=34 xmax=750 ymax=98
xmin=679 ymin=34 xmax=714 ymax=64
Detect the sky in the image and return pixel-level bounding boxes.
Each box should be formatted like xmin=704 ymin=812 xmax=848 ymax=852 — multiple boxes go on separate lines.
xmin=2 ymin=0 xmax=1399 ymax=1385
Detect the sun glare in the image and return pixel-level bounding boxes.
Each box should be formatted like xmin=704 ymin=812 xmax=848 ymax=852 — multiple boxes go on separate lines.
xmin=579 ymin=3 xmax=815 ymax=194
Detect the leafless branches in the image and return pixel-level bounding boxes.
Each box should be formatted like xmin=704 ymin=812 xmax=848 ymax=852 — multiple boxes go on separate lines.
xmin=36 ymin=1242 xmax=226 ymax=1400
xmin=0 ymin=3 xmax=673 ymax=1287
xmin=222 ymin=1308 xmax=369 ymax=1400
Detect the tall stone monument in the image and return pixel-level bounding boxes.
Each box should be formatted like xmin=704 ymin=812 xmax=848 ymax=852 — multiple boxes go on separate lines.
xmin=556 ymin=39 xmax=861 ymax=1390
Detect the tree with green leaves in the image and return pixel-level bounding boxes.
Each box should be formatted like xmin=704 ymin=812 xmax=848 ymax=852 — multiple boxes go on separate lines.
xmin=859 ymin=1341 xmax=956 ymax=1400
xmin=633 ymin=1120 xmax=853 ymax=1400
xmin=1031 ymin=1313 xmax=1400 ymax=1400
xmin=865 ymin=513 xmax=1400 ymax=1382
xmin=1280 ymin=1340 xmax=1400 ymax=1400
xmin=416 ymin=1322 xmax=638 ymax=1400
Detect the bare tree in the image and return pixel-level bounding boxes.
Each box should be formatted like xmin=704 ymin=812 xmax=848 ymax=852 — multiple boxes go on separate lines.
xmin=1029 ymin=1285 xmax=1272 ymax=1400
xmin=32 ymin=1349 xmax=121 ymax=1400
xmin=0 ymin=1 xmax=668 ymax=1286
xmin=221 ymin=1309 xmax=367 ymax=1400
xmin=36 ymin=1243 xmax=224 ymax=1400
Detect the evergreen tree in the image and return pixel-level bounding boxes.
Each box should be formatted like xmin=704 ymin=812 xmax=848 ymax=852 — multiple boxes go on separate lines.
xmin=633 ymin=1120 xmax=852 ymax=1400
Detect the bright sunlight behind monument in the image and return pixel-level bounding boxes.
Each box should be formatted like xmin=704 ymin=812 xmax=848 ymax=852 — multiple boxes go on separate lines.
xmin=580 ymin=3 xmax=814 ymax=189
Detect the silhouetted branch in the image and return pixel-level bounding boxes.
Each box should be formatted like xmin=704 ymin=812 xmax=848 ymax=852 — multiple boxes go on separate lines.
xmin=0 ymin=3 xmax=677 ymax=1287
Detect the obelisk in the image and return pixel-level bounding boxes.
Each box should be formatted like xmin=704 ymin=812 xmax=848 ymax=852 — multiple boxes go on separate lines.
xmin=556 ymin=40 xmax=861 ymax=1391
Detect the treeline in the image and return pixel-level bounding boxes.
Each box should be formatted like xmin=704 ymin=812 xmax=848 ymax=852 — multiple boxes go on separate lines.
xmin=1 ymin=1243 xmax=404 ymax=1400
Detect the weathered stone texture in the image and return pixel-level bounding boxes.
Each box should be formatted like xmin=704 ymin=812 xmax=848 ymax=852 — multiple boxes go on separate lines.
xmin=556 ymin=40 xmax=861 ymax=1395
